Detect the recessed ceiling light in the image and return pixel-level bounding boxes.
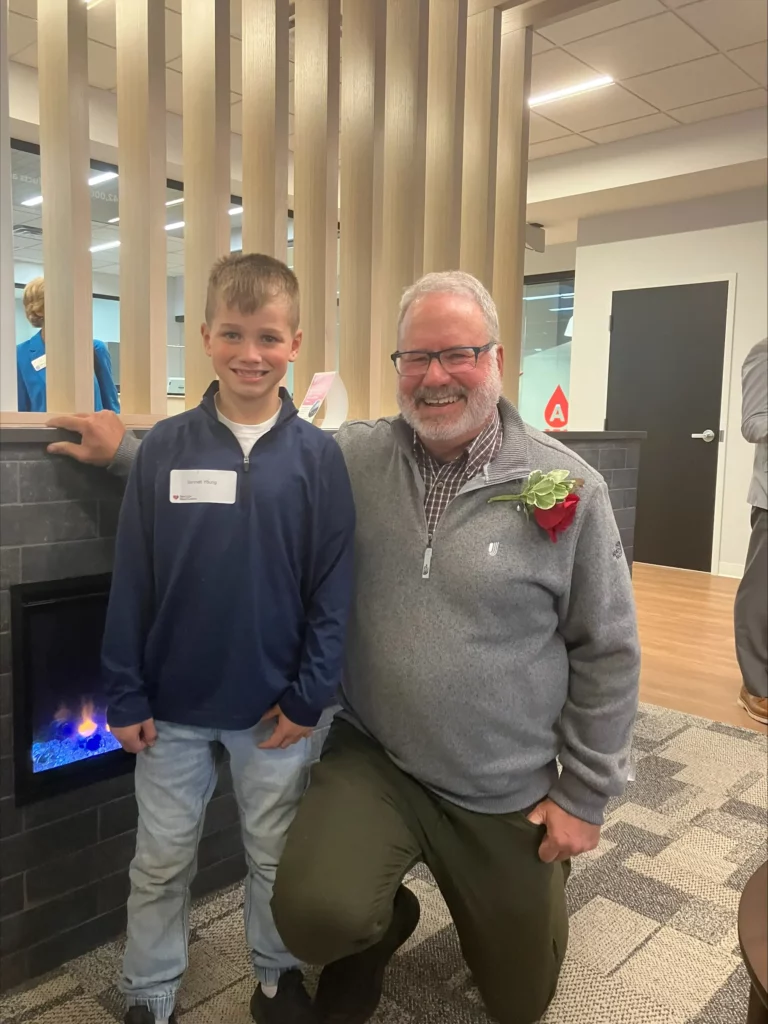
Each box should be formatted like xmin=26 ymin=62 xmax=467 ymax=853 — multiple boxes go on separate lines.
xmin=90 ymin=240 xmax=121 ymax=253
xmin=88 ymin=171 xmax=118 ymax=186
xmin=229 ymin=206 xmax=243 ymax=215
xmin=166 ymin=198 xmax=184 ymax=207
xmin=108 ymin=216 xmax=120 ymax=224
xmin=529 ymin=76 xmax=612 ymax=108
xmin=165 ymin=221 xmax=185 ymax=231
xmin=21 ymin=195 xmax=44 ymax=208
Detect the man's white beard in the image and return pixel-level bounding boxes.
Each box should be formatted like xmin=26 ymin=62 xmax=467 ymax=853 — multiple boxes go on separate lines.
xmin=397 ymin=358 xmax=503 ymax=444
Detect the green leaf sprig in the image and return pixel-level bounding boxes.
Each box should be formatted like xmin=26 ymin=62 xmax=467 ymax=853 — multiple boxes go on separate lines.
xmin=488 ymin=469 xmax=582 ymax=512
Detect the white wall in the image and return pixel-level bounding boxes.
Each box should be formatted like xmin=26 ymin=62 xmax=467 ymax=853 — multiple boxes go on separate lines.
xmin=570 ymin=190 xmax=768 ymax=576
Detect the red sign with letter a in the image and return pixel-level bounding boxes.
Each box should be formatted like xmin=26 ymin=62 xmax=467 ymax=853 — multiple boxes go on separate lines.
xmin=544 ymin=385 xmax=569 ymax=430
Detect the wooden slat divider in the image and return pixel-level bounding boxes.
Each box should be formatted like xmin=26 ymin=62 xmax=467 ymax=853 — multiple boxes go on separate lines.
xmin=115 ymin=0 xmax=167 ymax=416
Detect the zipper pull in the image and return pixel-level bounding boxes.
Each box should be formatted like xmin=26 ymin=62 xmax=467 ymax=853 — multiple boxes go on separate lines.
xmin=422 ymin=540 xmax=433 ymax=580
xmin=243 ymin=454 xmax=250 ymax=473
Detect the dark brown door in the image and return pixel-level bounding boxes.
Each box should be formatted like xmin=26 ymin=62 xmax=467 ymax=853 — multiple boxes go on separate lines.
xmin=606 ymin=282 xmax=728 ymax=571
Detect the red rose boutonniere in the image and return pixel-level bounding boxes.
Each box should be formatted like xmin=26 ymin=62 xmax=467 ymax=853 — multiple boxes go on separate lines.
xmin=488 ymin=469 xmax=584 ymax=543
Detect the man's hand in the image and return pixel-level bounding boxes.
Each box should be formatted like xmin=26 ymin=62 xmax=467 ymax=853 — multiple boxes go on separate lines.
xmin=111 ymin=718 xmax=158 ymax=754
xmin=46 ymin=411 xmax=126 ymax=466
xmin=527 ymin=798 xmax=601 ymax=863
xmin=259 ymin=706 xmax=312 ymax=750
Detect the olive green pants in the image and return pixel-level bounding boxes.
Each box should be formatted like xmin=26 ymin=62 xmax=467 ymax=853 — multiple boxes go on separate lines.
xmin=273 ymin=720 xmax=569 ymax=1024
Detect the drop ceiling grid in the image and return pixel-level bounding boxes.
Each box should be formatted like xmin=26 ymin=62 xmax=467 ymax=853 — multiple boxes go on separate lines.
xmin=528 ymin=0 xmax=767 ymax=155
xmin=5 ymin=0 xmax=767 ymax=154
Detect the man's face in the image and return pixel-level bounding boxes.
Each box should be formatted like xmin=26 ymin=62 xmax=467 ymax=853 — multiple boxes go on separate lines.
xmin=202 ymin=299 xmax=301 ymax=404
xmin=396 ymin=292 xmax=504 ymax=444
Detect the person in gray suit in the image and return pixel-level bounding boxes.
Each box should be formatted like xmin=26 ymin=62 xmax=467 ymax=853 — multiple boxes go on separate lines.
xmin=734 ymin=337 xmax=768 ymax=726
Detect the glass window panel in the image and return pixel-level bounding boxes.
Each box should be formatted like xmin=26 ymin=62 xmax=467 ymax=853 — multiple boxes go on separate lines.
xmin=518 ymin=274 xmax=574 ymax=431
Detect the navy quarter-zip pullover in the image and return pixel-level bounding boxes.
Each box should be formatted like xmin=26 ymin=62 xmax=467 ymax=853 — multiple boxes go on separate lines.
xmin=102 ymin=383 xmax=356 ymax=730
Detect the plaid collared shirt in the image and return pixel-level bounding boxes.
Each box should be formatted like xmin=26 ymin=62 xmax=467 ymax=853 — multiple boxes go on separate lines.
xmin=414 ymin=408 xmax=503 ymax=537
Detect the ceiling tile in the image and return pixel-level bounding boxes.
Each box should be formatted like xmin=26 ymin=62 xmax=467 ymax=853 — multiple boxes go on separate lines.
xmin=583 ymin=110 xmax=678 ymax=142
xmin=538 ymin=0 xmax=666 ymax=45
xmin=7 ymin=12 xmax=37 ymax=58
xmin=625 ymin=53 xmax=758 ymax=108
xmin=231 ymin=100 xmax=242 ymax=134
xmin=166 ymin=8 xmax=182 ymax=63
xmin=531 ymin=48 xmax=599 ymax=97
xmin=230 ymin=36 xmax=242 ymax=94
xmin=728 ymin=41 xmax=768 ymax=87
xmin=528 ymin=135 xmax=594 ymax=160
xmin=532 ymin=33 xmax=555 ymax=55
xmin=10 ymin=42 xmax=37 ymax=68
xmin=9 ymin=1 xmax=37 ymax=16
xmin=88 ymin=39 xmax=117 ymax=91
xmin=534 ymin=83 xmax=657 ymax=132
xmin=529 ymin=111 xmax=573 ymax=143
xmin=669 ymin=87 xmax=767 ymax=121
xmin=88 ymin=2 xmax=116 ymax=48
xmin=676 ymin=0 xmax=767 ymax=52
xmin=166 ymin=67 xmax=183 ymax=114
xmin=167 ymin=55 xmax=182 ymax=73
xmin=565 ymin=12 xmax=715 ymax=80
xmin=165 ymin=0 xmax=182 ymax=14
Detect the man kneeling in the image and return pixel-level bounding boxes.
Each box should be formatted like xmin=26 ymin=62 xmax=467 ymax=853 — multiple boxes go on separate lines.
xmin=272 ymin=271 xmax=640 ymax=1024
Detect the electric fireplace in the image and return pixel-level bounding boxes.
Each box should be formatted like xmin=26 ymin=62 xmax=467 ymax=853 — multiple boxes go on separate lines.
xmin=11 ymin=573 xmax=133 ymax=805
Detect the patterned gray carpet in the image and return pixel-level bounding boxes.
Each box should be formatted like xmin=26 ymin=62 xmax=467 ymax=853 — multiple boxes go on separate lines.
xmin=2 ymin=704 xmax=766 ymax=1024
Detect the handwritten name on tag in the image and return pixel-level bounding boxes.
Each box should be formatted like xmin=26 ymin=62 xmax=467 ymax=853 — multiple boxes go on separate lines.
xmin=169 ymin=469 xmax=237 ymax=504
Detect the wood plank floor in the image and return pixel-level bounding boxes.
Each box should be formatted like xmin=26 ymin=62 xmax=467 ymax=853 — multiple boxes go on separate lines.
xmin=633 ymin=562 xmax=766 ymax=734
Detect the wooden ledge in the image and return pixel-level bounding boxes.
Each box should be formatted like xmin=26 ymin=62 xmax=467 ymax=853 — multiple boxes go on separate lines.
xmin=0 ymin=412 xmax=166 ymax=429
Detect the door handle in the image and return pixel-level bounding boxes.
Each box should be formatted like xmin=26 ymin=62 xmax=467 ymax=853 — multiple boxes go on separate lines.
xmin=691 ymin=429 xmax=716 ymax=443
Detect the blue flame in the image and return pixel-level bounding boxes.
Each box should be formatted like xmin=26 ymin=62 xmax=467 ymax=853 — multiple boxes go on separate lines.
xmin=32 ymin=707 xmax=122 ymax=773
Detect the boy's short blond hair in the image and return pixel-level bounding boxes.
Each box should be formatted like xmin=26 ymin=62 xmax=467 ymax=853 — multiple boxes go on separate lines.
xmin=23 ymin=277 xmax=45 ymax=329
xmin=205 ymin=253 xmax=300 ymax=331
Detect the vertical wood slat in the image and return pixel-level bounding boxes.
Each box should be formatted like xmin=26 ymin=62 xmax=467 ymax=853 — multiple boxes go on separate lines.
xmin=115 ymin=0 xmax=167 ymax=416
xmin=459 ymin=7 xmax=501 ymax=289
xmin=182 ymin=0 xmax=231 ymax=408
xmin=37 ymin=0 xmax=93 ymax=413
xmin=241 ymin=0 xmax=290 ymax=260
xmin=0 ymin=0 xmax=15 ymax=410
xmin=374 ymin=0 xmax=425 ymax=418
xmin=492 ymin=26 xmax=532 ymax=402
xmin=338 ymin=0 xmax=385 ymax=420
xmin=292 ymin=0 xmax=341 ymax=402
xmin=422 ymin=0 xmax=468 ymax=274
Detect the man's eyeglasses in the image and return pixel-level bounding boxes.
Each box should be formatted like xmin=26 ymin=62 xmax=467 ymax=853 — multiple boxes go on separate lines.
xmin=391 ymin=342 xmax=494 ymax=377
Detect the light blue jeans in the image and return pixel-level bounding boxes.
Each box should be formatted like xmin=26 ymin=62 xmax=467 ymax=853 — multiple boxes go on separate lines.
xmin=122 ymin=719 xmax=310 ymax=1019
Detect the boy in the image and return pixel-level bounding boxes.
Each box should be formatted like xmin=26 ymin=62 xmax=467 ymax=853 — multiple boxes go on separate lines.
xmin=102 ymin=253 xmax=355 ymax=1024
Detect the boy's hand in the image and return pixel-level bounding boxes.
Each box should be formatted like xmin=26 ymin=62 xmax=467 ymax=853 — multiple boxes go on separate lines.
xmin=259 ymin=706 xmax=313 ymax=750
xmin=46 ymin=411 xmax=126 ymax=466
xmin=112 ymin=718 xmax=158 ymax=754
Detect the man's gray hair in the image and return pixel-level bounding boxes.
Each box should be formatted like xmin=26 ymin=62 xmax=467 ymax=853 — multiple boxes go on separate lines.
xmin=397 ymin=270 xmax=500 ymax=346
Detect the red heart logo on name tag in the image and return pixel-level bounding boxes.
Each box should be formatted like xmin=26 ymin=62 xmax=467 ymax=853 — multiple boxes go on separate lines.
xmin=173 ymin=495 xmax=179 ymax=500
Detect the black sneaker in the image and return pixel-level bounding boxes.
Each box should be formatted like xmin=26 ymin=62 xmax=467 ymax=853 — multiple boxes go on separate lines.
xmin=250 ymin=969 xmax=318 ymax=1023
xmin=314 ymin=885 xmax=420 ymax=1024
xmin=124 ymin=1008 xmax=176 ymax=1024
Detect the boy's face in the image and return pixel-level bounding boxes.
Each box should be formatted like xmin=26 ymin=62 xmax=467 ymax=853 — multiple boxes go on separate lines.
xmin=202 ymin=299 xmax=301 ymax=403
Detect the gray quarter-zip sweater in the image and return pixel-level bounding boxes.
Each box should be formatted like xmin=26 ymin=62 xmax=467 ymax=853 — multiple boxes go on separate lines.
xmin=336 ymin=398 xmax=640 ymax=826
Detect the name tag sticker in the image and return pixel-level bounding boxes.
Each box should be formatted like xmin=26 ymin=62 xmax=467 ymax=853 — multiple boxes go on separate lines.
xmin=169 ymin=469 xmax=237 ymax=504
xmin=31 ymin=354 xmax=46 ymax=372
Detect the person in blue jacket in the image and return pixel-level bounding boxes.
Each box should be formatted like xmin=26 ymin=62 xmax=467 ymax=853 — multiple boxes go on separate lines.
xmin=17 ymin=276 xmax=120 ymax=413
xmin=101 ymin=253 xmax=355 ymax=1024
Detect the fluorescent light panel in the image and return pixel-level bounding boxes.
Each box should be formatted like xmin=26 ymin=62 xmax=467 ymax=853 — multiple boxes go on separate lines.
xmin=90 ymin=240 xmax=121 ymax=253
xmin=549 ymin=307 xmax=574 ymax=312
xmin=523 ymin=293 xmax=574 ymax=301
xmin=22 ymin=169 xmax=118 ymax=207
xmin=529 ymin=76 xmax=612 ymax=108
